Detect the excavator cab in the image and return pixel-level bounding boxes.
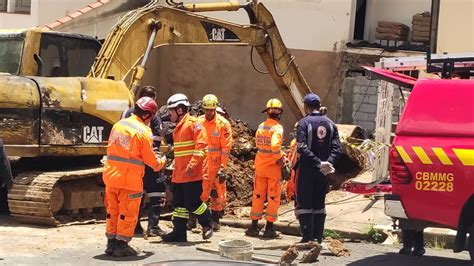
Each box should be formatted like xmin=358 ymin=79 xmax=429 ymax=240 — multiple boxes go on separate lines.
xmin=0 ymin=29 xmax=101 ymax=77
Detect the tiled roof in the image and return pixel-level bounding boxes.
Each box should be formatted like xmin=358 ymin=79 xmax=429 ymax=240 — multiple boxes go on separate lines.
xmin=43 ymin=0 xmax=110 ymax=30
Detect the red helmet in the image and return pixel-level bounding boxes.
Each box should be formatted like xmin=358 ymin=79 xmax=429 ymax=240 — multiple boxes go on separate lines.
xmin=135 ymin=96 xmax=158 ymax=117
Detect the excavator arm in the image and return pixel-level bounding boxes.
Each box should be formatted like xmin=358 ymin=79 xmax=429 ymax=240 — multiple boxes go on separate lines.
xmin=89 ymin=0 xmax=311 ymax=117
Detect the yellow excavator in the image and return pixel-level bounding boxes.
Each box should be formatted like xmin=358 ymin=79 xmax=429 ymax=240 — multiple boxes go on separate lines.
xmin=0 ymin=0 xmax=311 ymax=225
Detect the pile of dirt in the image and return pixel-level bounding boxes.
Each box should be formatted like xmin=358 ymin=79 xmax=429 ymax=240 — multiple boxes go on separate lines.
xmin=225 ymin=119 xmax=256 ymax=208
xmin=189 ymin=103 xmax=257 ymax=208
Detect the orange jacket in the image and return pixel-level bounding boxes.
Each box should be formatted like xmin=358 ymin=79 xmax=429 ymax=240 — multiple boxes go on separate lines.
xmin=287 ymin=138 xmax=298 ymax=168
xmin=198 ymin=114 xmax=233 ymax=170
xmin=255 ymin=118 xmax=284 ymax=176
xmin=103 ymin=115 xmax=166 ymax=191
xmin=172 ymin=113 xmax=208 ymax=183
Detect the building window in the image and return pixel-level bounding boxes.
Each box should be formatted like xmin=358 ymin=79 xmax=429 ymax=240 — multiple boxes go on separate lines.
xmin=0 ymin=0 xmax=7 ymax=12
xmin=5 ymin=0 xmax=30 ymax=14
xmin=14 ymin=0 xmax=30 ymax=14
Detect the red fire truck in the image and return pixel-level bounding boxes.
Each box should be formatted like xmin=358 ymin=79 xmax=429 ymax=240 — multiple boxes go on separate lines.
xmin=353 ymin=54 xmax=474 ymax=262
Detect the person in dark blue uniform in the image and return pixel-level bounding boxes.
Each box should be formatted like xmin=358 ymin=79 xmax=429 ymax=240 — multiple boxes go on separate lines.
xmin=295 ymin=93 xmax=342 ymax=243
xmin=123 ymin=86 xmax=167 ymax=237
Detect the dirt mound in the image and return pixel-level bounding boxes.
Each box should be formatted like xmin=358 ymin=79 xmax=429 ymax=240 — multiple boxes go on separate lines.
xmin=225 ymin=119 xmax=256 ymax=208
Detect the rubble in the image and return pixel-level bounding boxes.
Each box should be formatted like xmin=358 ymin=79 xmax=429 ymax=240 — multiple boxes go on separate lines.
xmin=279 ymin=245 xmax=299 ymax=264
xmin=326 ymin=238 xmax=351 ymax=257
xmin=300 ymin=244 xmax=322 ymax=263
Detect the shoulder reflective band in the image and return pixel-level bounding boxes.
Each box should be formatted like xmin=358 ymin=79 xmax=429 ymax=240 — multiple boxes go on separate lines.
xmin=107 ymin=155 xmax=145 ymax=166
xmin=258 ymin=125 xmax=273 ymax=131
xmin=119 ymin=120 xmax=146 ymax=134
xmin=128 ymin=191 xmax=144 ymax=199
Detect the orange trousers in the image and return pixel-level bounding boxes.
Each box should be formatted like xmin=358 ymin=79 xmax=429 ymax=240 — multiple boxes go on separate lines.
xmin=250 ymin=173 xmax=281 ymax=222
xmin=283 ymin=171 xmax=296 ymax=201
xmin=105 ymin=187 xmax=142 ymax=242
xmin=201 ymin=169 xmax=226 ymax=212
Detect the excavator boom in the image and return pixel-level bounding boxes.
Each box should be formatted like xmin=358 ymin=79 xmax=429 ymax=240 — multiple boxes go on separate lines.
xmin=90 ymin=0 xmax=311 ymax=116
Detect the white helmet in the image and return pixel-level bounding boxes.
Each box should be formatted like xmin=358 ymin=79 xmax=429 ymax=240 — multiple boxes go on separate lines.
xmin=167 ymin=93 xmax=190 ymax=109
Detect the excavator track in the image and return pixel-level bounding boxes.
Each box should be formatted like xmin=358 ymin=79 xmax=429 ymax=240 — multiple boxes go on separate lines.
xmin=8 ymin=167 xmax=105 ymax=226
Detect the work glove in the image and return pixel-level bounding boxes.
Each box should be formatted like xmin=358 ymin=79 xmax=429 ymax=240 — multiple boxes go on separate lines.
xmin=217 ymin=169 xmax=226 ymax=184
xmin=185 ymin=164 xmax=196 ymax=176
xmin=320 ymin=161 xmax=335 ymax=175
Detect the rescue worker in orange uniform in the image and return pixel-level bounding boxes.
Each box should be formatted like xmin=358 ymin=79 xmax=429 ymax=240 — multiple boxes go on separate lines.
xmin=198 ymin=94 xmax=233 ymax=231
xmin=161 ymin=93 xmax=214 ymax=242
xmin=283 ymin=126 xmax=298 ymax=201
xmin=245 ymin=99 xmax=285 ymax=238
xmin=103 ymin=97 xmax=167 ymax=257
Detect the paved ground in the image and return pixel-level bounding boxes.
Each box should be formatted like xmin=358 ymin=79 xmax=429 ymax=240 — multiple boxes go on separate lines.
xmin=0 ymin=215 xmax=471 ymax=265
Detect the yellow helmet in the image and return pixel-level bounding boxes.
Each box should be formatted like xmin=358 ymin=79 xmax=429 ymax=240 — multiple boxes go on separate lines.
xmin=202 ymin=94 xmax=218 ymax=109
xmin=262 ymin=98 xmax=283 ymax=113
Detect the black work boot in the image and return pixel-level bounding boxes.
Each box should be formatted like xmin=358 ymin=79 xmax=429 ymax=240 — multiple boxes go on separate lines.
xmin=211 ymin=211 xmax=221 ymax=231
xmin=412 ymin=230 xmax=425 ymax=257
xmin=245 ymin=220 xmax=260 ymax=237
xmin=202 ymin=225 xmax=214 ymax=240
xmin=187 ymin=215 xmax=197 ymax=230
xmin=161 ymin=218 xmax=187 ymax=243
xmin=146 ymin=225 xmax=166 ymax=237
xmin=399 ymin=229 xmax=414 ymax=255
xmin=312 ymin=214 xmax=326 ymax=243
xmin=104 ymin=239 xmax=117 ymax=256
xmin=112 ymin=240 xmax=138 ymax=257
xmin=262 ymin=222 xmax=280 ymax=239
xmin=298 ymin=214 xmax=313 ymax=243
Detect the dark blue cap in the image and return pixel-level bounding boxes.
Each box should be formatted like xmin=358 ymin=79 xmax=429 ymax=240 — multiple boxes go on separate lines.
xmin=303 ymin=93 xmax=320 ymax=106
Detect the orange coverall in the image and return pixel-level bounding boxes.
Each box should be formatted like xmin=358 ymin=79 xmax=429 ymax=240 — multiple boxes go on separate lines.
xmin=103 ymin=115 xmax=165 ymax=242
xmin=283 ymin=138 xmax=297 ymax=201
xmin=250 ymin=118 xmax=284 ymax=222
xmin=199 ymin=114 xmax=233 ymax=212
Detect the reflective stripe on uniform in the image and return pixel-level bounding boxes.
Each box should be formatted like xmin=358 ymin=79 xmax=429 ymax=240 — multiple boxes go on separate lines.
xmin=174 ymin=141 xmax=195 ymax=147
xmin=312 ymin=208 xmax=326 ymax=214
xmin=193 ymin=202 xmax=208 ymax=215
xmin=128 ymin=191 xmax=144 ymax=199
xmin=257 ymin=148 xmax=281 ymax=154
xmin=107 ymin=155 xmax=145 ymax=166
xmin=147 ymin=192 xmax=166 ymax=197
xmin=152 ymin=135 xmax=162 ymax=141
xmin=194 ymin=150 xmax=205 ymax=157
xmin=119 ymin=120 xmax=146 ymax=134
xmin=174 ymin=150 xmax=194 ymax=157
xmin=266 ymin=213 xmax=277 ymax=218
xmin=307 ymin=124 xmax=313 ymax=149
xmin=294 ymin=209 xmax=313 ymax=215
xmin=258 ymin=125 xmax=273 ymax=131
xmin=211 ymin=131 xmax=220 ymax=137
xmin=208 ymin=147 xmax=221 ymax=152
xmin=250 ymin=212 xmax=263 ymax=218
xmin=173 ymin=207 xmax=189 ymax=219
